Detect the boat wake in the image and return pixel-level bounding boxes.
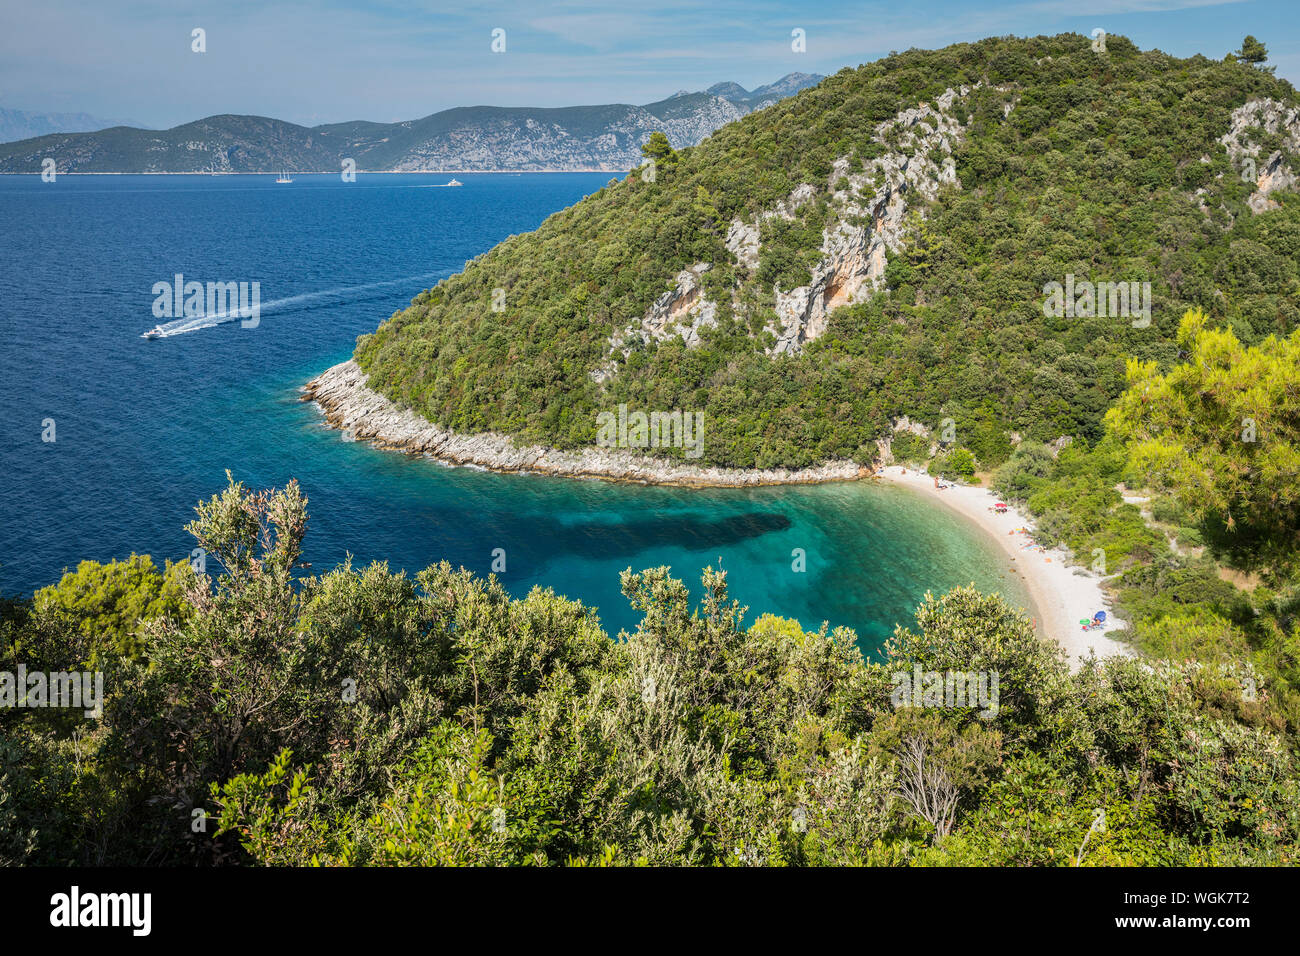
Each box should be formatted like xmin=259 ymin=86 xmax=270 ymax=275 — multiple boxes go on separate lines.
xmin=142 ymin=273 xmax=445 ymax=338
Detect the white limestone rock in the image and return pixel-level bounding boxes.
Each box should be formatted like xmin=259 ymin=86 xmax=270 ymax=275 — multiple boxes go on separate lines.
xmin=1219 ymin=98 xmax=1300 ymax=213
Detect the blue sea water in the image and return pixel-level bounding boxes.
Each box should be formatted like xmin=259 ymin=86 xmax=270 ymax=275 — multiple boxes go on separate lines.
xmin=0 ymin=173 xmax=1029 ymax=653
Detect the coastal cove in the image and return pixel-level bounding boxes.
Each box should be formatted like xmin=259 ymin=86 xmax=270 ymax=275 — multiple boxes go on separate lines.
xmin=1 ymin=172 xmax=1032 ymax=654
xmin=8 ymin=23 xmax=1298 ymax=877
xmin=280 ymin=391 xmax=1040 ymax=650
xmin=305 ymin=357 xmax=1119 ymax=662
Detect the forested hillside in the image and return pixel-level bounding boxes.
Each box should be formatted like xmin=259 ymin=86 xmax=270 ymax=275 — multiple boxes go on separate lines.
xmin=354 ymin=33 xmax=1300 ymax=470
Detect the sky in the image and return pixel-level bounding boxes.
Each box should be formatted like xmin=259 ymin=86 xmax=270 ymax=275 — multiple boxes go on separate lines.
xmin=0 ymin=0 xmax=1297 ymax=129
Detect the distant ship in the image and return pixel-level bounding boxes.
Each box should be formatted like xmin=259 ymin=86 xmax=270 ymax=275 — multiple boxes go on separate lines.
xmin=142 ymin=325 xmax=165 ymax=340
xmin=447 ymin=178 xmax=462 ymax=186
xmin=276 ymin=169 xmax=293 ymax=183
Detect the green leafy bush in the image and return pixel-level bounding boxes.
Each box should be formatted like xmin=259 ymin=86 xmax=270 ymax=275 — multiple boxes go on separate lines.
xmin=934 ymin=447 xmax=976 ymax=480
xmin=889 ymin=430 xmax=930 ymax=463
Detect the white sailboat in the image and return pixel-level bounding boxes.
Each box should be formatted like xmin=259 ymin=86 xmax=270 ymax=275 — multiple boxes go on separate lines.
xmin=276 ymin=168 xmax=293 ymax=183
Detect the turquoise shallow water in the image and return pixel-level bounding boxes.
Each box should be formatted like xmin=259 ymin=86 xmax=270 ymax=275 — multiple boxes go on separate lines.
xmin=0 ymin=173 xmax=1028 ymax=655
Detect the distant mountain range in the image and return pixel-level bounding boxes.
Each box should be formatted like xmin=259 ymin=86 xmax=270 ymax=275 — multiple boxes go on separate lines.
xmin=0 ymin=74 xmax=823 ymax=173
xmin=0 ymin=107 xmax=144 ymax=144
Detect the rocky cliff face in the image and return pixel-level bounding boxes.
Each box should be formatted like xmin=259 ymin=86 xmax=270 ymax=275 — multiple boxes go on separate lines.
xmin=598 ymin=85 xmax=978 ymax=374
xmin=603 ymin=263 xmax=718 ymax=372
xmin=764 ymin=86 xmax=976 ymax=354
xmin=1219 ymin=98 xmax=1300 ymax=213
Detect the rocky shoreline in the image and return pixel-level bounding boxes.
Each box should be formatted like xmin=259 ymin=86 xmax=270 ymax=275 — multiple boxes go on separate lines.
xmin=302 ymin=360 xmax=871 ymax=487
